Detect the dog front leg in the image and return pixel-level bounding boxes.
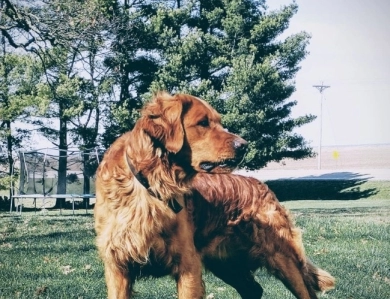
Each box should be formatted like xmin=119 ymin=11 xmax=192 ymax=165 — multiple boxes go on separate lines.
xmin=174 ymin=211 xmax=205 ymax=299
xmin=176 ymin=251 xmax=204 ymax=299
xmin=104 ymin=261 xmax=133 ymax=299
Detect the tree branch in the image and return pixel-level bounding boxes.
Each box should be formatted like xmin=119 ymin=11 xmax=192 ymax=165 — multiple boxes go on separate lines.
xmin=2 ymin=0 xmax=59 ymax=50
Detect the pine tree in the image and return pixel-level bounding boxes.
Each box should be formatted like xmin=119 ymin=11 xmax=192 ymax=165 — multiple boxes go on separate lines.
xmin=148 ymin=0 xmax=315 ymax=169
xmin=100 ymin=0 xmax=161 ymax=146
xmin=1 ymin=0 xmax=115 ymax=206
xmin=0 ymin=51 xmax=42 ymax=196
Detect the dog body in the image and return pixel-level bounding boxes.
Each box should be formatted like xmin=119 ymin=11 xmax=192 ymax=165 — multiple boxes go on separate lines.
xmin=94 ymin=92 xmax=246 ymax=298
xmin=190 ymin=173 xmax=335 ymax=299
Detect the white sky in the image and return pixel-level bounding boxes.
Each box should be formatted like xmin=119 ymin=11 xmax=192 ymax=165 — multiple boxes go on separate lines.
xmin=268 ymin=0 xmax=390 ymax=147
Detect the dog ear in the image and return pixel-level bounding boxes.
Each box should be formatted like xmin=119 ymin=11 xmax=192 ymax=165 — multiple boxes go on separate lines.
xmin=142 ymin=92 xmax=185 ymax=154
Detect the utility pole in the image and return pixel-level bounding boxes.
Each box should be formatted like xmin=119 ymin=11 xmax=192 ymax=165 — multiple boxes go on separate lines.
xmin=313 ymin=83 xmax=330 ymax=170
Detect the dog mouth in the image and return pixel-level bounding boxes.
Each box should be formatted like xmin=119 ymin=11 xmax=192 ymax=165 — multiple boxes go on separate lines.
xmin=199 ymin=158 xmax=242 ymax=172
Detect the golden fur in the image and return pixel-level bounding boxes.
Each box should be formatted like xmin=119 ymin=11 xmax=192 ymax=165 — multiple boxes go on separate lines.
xmin=190 ymin=173 xmax=335 ymax=299
xmin=94 ymin=92 xmax=247 ymax=298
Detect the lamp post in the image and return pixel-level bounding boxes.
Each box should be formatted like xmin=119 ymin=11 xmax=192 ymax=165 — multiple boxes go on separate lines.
xmin=313 ymin=83 xmax=330 ymax=170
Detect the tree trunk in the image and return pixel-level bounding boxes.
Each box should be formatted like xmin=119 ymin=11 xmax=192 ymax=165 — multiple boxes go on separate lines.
xmin=82 ymin=150 xmax=90 ymax=208
xmin=6 ymin=120 xmax=14 ymax=208
xmin=1 ymin=16 xmax=14 ymax=208
xmin=54 ymin=110 xmax=68 ymax=209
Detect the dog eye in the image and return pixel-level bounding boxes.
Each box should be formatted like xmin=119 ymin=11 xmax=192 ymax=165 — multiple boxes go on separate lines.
xmin=197 ymin=119 xmax=209 ymax=127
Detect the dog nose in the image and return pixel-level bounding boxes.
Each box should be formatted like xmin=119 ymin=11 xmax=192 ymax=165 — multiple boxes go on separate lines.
xmin=233 ymin=138 xmax=248 ymax=154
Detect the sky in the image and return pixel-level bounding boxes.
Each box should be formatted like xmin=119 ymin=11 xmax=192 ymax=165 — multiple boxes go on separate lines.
xmin=268 ymin=0 xmax=390 ymax=147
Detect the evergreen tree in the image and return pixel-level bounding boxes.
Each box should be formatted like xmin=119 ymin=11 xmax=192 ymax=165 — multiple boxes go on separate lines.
xmin=148 ymin=0 xmax=315 ymax=169
xmin=0 ymin=52 xmax=42 ymax=195
xmin=1 ymin=0 xmax=114 ymax=206
xmin=29 ymin=0 xmax=113 ymax=206
xmin=101 ymin=0 xmax=161 ymax=146
xmin=0 ymin=0 xmax=43 ymax=201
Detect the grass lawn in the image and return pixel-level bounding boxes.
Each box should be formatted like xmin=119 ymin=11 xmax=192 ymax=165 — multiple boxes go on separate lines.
xmin=0 ymin=182 xmax=390 ymax=298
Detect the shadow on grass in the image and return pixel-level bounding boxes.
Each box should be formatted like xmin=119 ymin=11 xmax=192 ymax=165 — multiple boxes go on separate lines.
xmin=265 ymin=172 xmax=378 ymax=201
xmin=0 ymin=197 xmax=94 ymax=212
xmin=291 ymin=171 xmax=373 ymax=181
xmin=4 ymin=229 xmax=96 ymax=252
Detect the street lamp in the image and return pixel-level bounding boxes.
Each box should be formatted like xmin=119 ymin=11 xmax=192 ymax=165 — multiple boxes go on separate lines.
xmin=313 ymin=83 xmax=330 ymax=170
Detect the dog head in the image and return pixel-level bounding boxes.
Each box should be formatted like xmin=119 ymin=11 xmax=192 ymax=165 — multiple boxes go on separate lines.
xmin=141 ymin=92 xmax=247 ymax=173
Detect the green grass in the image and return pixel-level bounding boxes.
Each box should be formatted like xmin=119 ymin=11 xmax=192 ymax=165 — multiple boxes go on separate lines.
xmin=1 ymin=198 xmax=390 ymax=299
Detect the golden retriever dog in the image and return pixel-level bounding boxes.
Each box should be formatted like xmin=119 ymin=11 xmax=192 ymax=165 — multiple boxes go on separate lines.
xmin=190 ymin=173 xmax=335 ymax=299
xmin=94 ymin=92 xmax=247 ymax=298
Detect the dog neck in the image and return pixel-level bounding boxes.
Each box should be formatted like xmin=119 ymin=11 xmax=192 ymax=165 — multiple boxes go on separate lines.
xmin=126 ymin=153 xmax=151 ymax=189
xmin=126 ymin=134 xmax=183 ymax=214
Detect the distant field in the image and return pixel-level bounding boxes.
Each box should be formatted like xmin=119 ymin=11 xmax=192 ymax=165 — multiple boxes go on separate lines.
xmin=264 ymin=144 xmax=390 ymax=170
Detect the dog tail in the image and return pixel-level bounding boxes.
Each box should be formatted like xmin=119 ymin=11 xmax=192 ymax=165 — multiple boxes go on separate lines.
xmin=306 ymin=260 xmax=335 ymax=292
